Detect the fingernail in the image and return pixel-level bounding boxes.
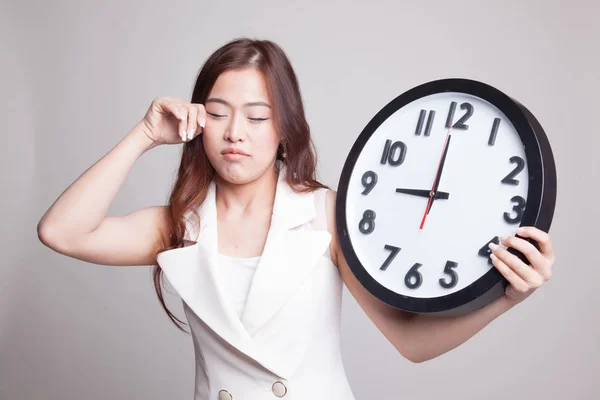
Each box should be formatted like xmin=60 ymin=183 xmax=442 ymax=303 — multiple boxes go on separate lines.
xmin=499 ymin=236 xmax=506 ymax=243
xmin=200 ymin=118 xmax=205 ymax=128
xmin=188 ymin=128 xmax=194 ymax=139
xmin=517 ymin=227 xmax=524 ymax=233
xmin=488 ymin=242 xmax=497 ymax=250
xmin=490 ymin=253 xmax=497 ymax=260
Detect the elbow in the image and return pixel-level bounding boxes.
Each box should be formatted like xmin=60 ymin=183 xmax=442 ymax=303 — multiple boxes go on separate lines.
xmin=37 ymin=220 xmax=65 ymax=251
xmin=401 ymin=349 xmax=427 ymax=364
xmin=37 ymin=220 xmax=53 ymax=246
xmin=403 ymin=351 xmax=431 ymax=364
xmin=406 ymin=354 xmax=429 ymax=364
xmin=396 ymin=342 xmax=431 ymax=364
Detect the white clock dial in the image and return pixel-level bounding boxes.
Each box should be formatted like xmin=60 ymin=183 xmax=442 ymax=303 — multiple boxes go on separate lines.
xmin=346 ymin=92 xmax=529 ymax=299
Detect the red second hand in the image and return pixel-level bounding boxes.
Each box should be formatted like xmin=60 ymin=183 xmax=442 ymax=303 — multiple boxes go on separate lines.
xmin=419 ymin=118 xmax=453 ymax=230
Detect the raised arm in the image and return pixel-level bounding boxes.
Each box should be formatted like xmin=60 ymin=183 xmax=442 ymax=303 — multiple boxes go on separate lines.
xmin=37 ymin=97 xmax=206 ymax=266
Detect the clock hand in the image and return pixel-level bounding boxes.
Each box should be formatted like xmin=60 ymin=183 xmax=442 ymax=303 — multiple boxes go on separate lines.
xmin=395 ymin=188 xmax=450 ymax=200
xmin=430 ymin=135 xmax=451 ymax=207
xmin=420 ymin=131 xmax=453 ymax=230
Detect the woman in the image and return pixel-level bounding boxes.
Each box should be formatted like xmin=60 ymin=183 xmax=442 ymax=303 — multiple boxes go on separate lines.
xmin=37 ymin=38 xmax=556 ymax=400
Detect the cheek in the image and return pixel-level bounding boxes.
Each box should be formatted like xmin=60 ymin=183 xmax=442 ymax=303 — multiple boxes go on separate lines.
xmin=200 ymin=127 xmax=219 ymax=151
xmin=253 ymin=127 xmax=280 ymax=152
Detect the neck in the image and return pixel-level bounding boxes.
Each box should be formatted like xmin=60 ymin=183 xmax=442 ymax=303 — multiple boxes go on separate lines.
xmin=214 ymin=165 xmax=279 ymax=220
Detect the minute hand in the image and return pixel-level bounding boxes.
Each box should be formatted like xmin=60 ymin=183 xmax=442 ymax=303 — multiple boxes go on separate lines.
xmin=395 ymin=188 xmax=450 ymax=200
xmin=419 ymin=134 xmax=452 ymax=229
xmin=427 ymin=134 xmax=452 ymax=214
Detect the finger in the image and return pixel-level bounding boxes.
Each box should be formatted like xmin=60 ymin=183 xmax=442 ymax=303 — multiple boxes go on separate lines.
xmin=499 ymin=235 xmax=551 ymax=279
xmin=162 ymin=99 xmax=187 ymax=141
xmin=186 ymin=104 xmax=205 ymax=141
xmin=186 ymin=105 xmax=198 ymax=140
xmin=197 ymin=104 xmax=206 ymax=133
xmin=490 ymin=243 xmax=545 ymax=288
xmin=162 ymin=99 xmax=186 ymax=122
xmin=516 ymin=226 xmax=554 ymax=262
xmin=489 ymin=252 xmax=532 ymax=293
xmin=179 ymin=105 xmax=189 ymax=141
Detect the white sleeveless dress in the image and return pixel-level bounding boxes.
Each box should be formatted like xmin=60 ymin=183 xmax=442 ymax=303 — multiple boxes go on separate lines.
xmin=216 ymin=188 xmax=332 ymax=325
xmin=156 ymin=167 xmax=356 ymax=400
xmin=216 ymin=253 xmax=261 ymax=320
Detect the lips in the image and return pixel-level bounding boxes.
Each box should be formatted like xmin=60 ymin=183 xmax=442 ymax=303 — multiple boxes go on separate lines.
xmin=222 ymin=148 xmax=249 ymax=156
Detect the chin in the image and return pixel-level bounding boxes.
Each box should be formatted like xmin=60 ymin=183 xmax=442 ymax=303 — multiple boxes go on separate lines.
xmin=212 ymin=158 xmax=275 ymax=186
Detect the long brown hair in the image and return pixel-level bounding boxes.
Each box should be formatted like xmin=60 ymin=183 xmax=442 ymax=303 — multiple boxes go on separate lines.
xmin=152 ymin=37 xmax=328 ymax=332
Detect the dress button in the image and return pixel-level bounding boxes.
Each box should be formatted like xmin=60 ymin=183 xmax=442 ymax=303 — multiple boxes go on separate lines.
xmin=218 ymin=389 xmax=232 ymax=400
xmin=272 ymin=381 xmax=287 ymax=397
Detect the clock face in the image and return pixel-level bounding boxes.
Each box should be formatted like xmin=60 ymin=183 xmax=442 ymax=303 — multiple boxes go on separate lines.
xmin=345 ymin=91 xmax=529 ymax=300
xmin=336 ymin=78 xmax=557 ymax=314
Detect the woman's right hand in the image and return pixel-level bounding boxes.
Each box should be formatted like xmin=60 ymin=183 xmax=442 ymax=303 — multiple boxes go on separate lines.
xmin=139 ymin=97 xmax=206 ymax=145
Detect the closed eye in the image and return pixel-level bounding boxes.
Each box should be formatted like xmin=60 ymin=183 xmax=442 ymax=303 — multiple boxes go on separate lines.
xmin=207 ymin=112 xmax=269 ymax=123
xmin=207 ymin=112 xmax=226 ymax=118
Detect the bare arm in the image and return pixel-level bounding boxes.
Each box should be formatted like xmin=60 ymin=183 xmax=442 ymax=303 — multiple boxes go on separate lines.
xmin=37 ymin=123 xmax=170 ymax=266
xmin=37 ymin=97 xmax=207 ymax=266
xmin=394 ymin=296 xmax=515 ymax=362
xmin=324 ymin=189 xmax=534 ymax=363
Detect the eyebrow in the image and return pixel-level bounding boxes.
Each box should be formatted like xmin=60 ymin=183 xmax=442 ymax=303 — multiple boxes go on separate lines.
xmin=205 ymin=98 xmax=271 ymax=109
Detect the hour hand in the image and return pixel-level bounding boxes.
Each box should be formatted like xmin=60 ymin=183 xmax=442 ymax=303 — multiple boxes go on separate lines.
xmin=395 ymin=188 xmax=450 ymax=200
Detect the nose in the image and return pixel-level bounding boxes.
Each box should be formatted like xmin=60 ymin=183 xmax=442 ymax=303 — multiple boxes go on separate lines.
xmin=224 ymin=113 xmax=245 ymax=142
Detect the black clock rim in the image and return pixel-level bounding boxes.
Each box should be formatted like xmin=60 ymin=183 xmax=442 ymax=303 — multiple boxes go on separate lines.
xmin=335 ymin=78 xmax=556 ymax=314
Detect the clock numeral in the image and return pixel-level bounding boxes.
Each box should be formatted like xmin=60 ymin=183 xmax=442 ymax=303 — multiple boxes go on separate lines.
xmin=439 ymin=261 xmax=459 ymax=289
xmin=504 ymin=195 xmax=526 ymax=224
xmin=380 ymin=139 xmax=407 ymax=166
xmin=380 ymin=245 xmax=401 ymax=271
xmin=479 ymin=236 xmax=500 ymax=265
xmin=404 ymin=263 xmax=423 ymax=289
xmin=488 ymin=117 xmax=501 ymax=146
xmin=501 ymin=156 xmax=525 ymax=185
xmin=445 ymin=101 xmax=474 ymax=130
xmin=361 ymin=170 xmax=378 ymax=195
xmin=358 ymin=209 xmax=376 ymax=234
xmin=402 ymin=260 xmax=461 ymax=290
xmin=415 ymin=109 xmax=436 ymax=137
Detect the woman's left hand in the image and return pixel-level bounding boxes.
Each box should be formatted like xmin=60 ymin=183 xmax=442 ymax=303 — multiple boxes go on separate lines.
xmin=489 ymin=226 xmax=555 ymax=305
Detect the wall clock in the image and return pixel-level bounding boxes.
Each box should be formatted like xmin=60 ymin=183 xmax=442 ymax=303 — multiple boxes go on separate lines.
xmin=336 ymin=78 xmax=556 ymax=316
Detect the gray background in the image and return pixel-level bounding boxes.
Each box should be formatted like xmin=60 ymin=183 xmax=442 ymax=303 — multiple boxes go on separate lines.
xmin=1 ymin=0 xmax=598 ymax=399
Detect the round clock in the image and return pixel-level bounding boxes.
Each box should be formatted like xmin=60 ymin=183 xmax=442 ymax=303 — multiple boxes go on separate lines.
xmin=336 ymin=78 xmax=557 ymax=316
